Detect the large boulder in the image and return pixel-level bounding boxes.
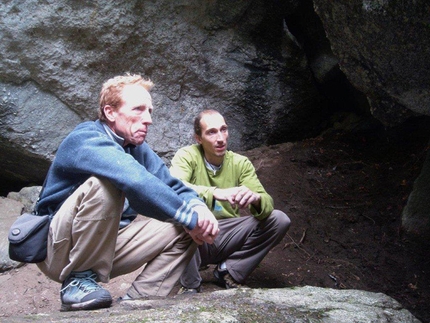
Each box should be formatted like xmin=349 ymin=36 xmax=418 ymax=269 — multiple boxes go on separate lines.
xmin=313 ymin=0 xmax=430 ymax=125
xmin=0 ymin=0 xmax=326 ymax=188
xmin=0 ymin=81 xmax=82 ymax=188
xmin=401 ymin=142 xmax=430 ymax=240
xmin=0 ymin=196 xmax=24 ymax=271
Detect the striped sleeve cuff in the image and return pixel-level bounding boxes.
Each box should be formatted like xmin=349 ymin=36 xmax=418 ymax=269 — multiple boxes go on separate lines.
xmin=174 ymin=200 xmax=199 ymax=230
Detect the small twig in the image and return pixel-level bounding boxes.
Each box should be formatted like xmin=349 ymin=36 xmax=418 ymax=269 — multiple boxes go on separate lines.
xmin=299 ymin=228 xmax=307 ymax=244
xmin=283 ymin=233 xmax=299 ymax=249
xmin=361 ymin=213 xmax=376 ymax=224
xmin=255 ymin=159 xmax=265 ymax=172
xmin=283 ymin=231 xmax=311 ymax=257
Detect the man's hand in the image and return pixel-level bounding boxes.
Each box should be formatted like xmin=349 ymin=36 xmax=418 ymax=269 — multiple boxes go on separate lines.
xmin=185 ymin=205 xmax=219 ymax=245
xmin=213 ymin=186 xmax=261 ymax=209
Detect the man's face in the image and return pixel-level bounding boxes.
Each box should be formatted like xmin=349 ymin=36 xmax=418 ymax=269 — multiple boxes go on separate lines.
xmin=106 ymin=84 xmax=153 ymax=146
xmin=196 ymin=113 xmax=229 ymax=165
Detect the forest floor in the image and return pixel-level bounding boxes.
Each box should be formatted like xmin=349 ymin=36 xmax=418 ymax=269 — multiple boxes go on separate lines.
xmin=1 ymin=116 xmax=429 ymax=322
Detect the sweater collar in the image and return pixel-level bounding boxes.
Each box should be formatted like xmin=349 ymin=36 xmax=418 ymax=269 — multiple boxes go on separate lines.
xmin=101 ymin=122 xmax=126 ymax=147
xmin=204 ymin=157 xmax=223 ymax=175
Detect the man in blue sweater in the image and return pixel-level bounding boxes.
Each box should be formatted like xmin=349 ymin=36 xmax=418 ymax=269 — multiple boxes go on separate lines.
xmin=35 ymin=74 xmax=219 ymax=311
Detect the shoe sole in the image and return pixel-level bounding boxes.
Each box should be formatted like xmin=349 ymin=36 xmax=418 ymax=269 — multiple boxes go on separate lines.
xmin=61 ymin=296 xmax=112 ymax=311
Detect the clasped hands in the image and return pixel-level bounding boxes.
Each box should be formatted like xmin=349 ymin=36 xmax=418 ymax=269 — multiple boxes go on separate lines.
xmin=185 ymin=205 xmax=219 ymax=245
xmin=214 ymin=185 xmax=261 ymax=209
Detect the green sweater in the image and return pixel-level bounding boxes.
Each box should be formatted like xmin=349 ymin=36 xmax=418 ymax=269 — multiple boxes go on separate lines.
xmin=170 ymin=144 xmax=274 ymax=220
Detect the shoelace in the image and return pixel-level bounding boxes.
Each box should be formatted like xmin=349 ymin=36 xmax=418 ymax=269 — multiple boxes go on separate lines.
xmin=61 ymin=273 xmax=101 ymax=293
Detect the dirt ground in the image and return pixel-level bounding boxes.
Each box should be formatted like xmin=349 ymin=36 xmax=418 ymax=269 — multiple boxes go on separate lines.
xmin=1 ymin=116 xmax=429 ymax=322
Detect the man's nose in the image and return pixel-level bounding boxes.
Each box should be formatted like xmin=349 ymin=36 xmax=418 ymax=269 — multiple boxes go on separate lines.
xmin=216 ymin=132 xmax=224 ymax=141
xmin=142 ymin=110 xmax=152 ymax=124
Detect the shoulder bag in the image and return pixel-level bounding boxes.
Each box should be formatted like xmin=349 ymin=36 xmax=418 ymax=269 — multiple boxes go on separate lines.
xmin=8 ymin=212 xmax=51 ymax=263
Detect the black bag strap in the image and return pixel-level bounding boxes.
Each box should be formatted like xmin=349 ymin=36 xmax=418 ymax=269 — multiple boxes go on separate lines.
xmin=33 ymin=176 xmax=48 ymax=215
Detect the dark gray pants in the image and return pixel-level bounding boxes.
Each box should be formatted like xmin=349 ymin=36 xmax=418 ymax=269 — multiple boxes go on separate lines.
xmin=180 ymin=210 xmax=291 ymax=288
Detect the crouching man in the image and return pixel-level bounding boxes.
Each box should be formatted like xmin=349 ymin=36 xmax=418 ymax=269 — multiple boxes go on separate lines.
xmin=170 ymin=109 xmax=290 ymax=293
xmin=35 ymin=75 xmax=219 ymax=311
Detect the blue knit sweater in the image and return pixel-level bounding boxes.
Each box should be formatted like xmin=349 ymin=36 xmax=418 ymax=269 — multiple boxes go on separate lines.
xmin=35 ymin=120 xmax=202 ymax=230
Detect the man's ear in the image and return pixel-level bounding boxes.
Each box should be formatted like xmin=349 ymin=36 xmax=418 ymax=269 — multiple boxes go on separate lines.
xmin=103 ymin=105 xmax=116 ymax=122
xmin=194 ymin=134 xmax=202 ymax=144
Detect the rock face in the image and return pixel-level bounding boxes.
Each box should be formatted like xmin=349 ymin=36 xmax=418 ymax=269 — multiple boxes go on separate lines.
xmin=313 ymin=0 xmax=430 ymax=125
xmin=0 ymin=0 xmax=326 ymax=189
xmin=0 ymin=197 xmax=24 ymax=271
xmin=401 ymin=144 xmax=430 ymax=240
xmin=0 ymin=82 xmax=82 ymax=189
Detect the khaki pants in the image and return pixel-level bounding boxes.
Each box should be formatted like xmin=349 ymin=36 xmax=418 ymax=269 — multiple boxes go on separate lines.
xmin=37 ymin=176 xmax=196 ymax=297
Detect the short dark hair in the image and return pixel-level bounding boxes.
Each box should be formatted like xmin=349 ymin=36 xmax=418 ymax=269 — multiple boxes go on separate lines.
xmin=194 ymin=109 xmax=221 ymax=136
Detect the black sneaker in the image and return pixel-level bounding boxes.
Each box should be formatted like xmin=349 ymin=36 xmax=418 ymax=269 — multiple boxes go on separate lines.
xmin=177 ymin=285 xmax=202 ymax=295
xmin=60 ymin=270 xmax=112 ymax=311
xmin=213 ymin=267 xmax=242 ymax=289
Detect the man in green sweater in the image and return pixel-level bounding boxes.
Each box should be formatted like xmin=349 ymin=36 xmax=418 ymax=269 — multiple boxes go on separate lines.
xmin=170 ymin=109 xmax=291 ymax=292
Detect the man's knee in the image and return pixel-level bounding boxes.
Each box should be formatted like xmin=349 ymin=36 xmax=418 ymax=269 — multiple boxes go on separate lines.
xmin=84 ymin=176 xmax=122 ymax=201
xmin=267 ymin=209 xmax=291 ymax=234
xmin=77 ymin=176 xmax=124 ymax=219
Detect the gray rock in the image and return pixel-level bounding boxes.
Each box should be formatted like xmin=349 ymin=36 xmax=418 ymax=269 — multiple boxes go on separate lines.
xmin=0 ymin=196 xmax=24 ymax=271
xmin=120 ymin=287 xmax=420 ymax=323
xmin=0 ymin=0 xmax=325 ymax=186
xmin=4 ymin=287 xmax=420 ymax=322
xmin=7 ymin=185 xmax=42 ymax=213
xmin=313 ymin=0 xmax=430 ymax=126
xmin=0 ymin=81 xmax=82 ymax=185
xmin=402 ymin=140 xmax=430 ymax=240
